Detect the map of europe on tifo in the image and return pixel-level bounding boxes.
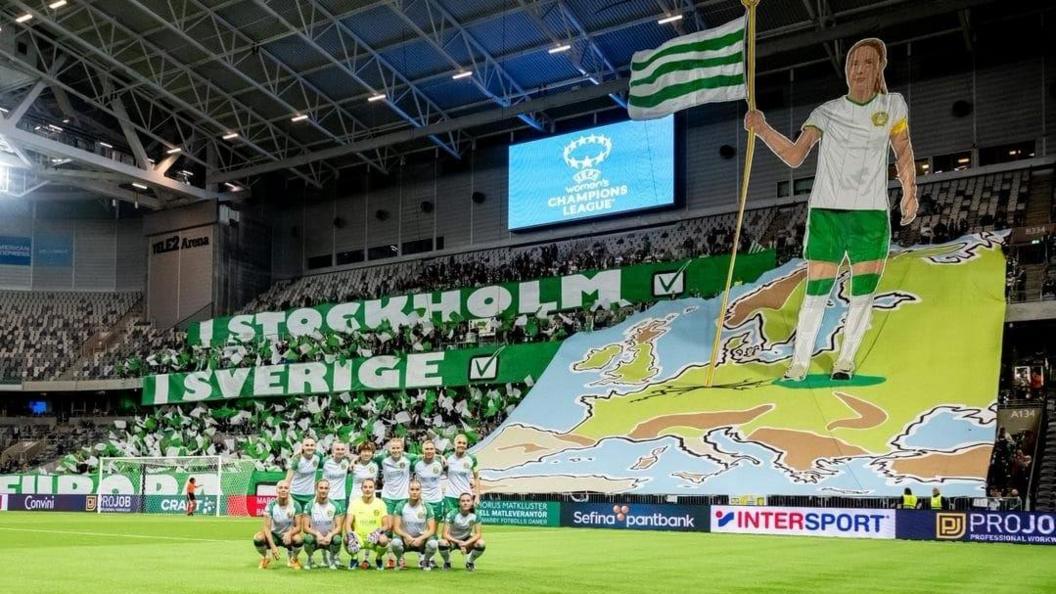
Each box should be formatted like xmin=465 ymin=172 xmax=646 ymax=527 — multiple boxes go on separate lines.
xmin=472 ymin=233 xmax=1006 ymax=496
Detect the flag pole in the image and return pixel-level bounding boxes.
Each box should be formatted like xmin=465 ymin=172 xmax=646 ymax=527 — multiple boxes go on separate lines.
xmin=704 ymin=0 xmax=760 ymax=387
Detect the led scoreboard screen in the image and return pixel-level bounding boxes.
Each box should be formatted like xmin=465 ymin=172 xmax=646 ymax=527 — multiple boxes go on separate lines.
xmin=507 ymin=116 xmax=675 ymax=230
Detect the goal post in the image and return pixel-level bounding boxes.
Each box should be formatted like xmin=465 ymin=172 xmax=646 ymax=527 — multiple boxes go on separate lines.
xmin=95 ymin=456 xmax=256 ymax=517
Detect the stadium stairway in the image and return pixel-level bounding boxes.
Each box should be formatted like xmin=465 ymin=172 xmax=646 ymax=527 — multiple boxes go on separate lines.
xmin=1034 ymin=408 xmax=1056 ymax=511
xmin=1025 ymin=168 xmax=1053 ymax=226
xmin=57 ymin=297 xmax=144 ymax=381
xmin=1021 ymin=263 xmax=1048 ymax=302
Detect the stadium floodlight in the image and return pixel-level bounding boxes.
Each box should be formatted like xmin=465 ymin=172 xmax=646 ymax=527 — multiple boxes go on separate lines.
xmin=658 ymin=14 xmax=683 ymax=25
xmin=548 ymin=44 xmax=572 ymax=54
xmin=368 ymin=93 xmax=387 ymax=102
xmin=452 ymin=70 xmax=473 ymax=80
xmin=47 ymin=124 xmax=63 ymax=132
xmin=98 ymin=141 xmax=113 ymax=149
xmin=131 ymin=182 xmax=148 ymax=190
xmin=15 ymin=13 xmax=33 ymax=23
xmin=225 ymin=182 xmax=243 ymax=192
xmin=222 ymin=132 xmax=239 ymax=140
xmin=0 ymin=107 xmax=8 ymax=113
xmin=165 ymin=147 xmax=182 ymax=155
xmin=49 ymin=0 xmax=68 ymax=9
xmin=290 ymin=114 xmax=309 ymax=122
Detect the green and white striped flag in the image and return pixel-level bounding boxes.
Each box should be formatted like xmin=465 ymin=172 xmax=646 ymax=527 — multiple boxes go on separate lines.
xmin=628 ymin=15 xmax=746 ymax=120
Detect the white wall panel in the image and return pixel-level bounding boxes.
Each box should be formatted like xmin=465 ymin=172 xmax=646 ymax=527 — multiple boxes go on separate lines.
xmin=116 ymin=219 xmax=145 ymax=291
xmin=74 ymin=220 xmax=117 ymax=289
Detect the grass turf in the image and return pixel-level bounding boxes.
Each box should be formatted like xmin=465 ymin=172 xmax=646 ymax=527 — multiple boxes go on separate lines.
xmin=1 ymin=512 xmax=1055 ymax=593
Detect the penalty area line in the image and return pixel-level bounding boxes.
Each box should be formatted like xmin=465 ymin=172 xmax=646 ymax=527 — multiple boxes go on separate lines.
xmin=0 ymin=526 xmax=233 ymax=542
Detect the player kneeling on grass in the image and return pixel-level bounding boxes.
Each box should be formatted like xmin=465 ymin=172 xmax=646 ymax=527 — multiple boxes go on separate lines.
xmin=300 ymin=479 xmax=346 ymax=570
xmin=344 ymin=477 xmax=391 ymax=571
xmin=253 ymin=480 xmax=304 ymax=570
xmin=390 ymin=480 xmax=438 ymax=571
xmin=439 ymin=493 xmax=485 ymax=572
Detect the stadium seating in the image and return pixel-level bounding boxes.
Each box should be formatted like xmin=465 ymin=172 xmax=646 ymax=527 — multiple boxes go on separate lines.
xmin=244 ymin=208 xmax=774 ymax=316
xmin=1036 ymin=414 xmax=1056 ymax=511
xmin=57 ymin=384 xmax=528 ymax=473
xmin=1 ymin=166 xmax=1042 ymax=386
xmin=0 ymin=291 xmax=139 ymax=382
xmin=0 ymin=166 xmax=1048 ymax=512
xmin=1 ymin=419 xmax=119 ymax=473
xmin=891 ymin=169 xmax=1029 ymax=245
xmin=73 ymin=317 xmax=182 ymax=380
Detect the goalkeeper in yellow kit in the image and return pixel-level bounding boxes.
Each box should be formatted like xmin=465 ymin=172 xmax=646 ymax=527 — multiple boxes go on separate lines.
xmin=344 ymin=477 xmax=391 ymax=570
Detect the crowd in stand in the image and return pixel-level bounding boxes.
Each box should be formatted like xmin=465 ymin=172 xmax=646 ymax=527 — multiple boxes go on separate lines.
xmin=57 ymin=384 xmax=527 ymax=474
xmin=1043 ymin=269 xmax=1056 ymax=300
xmin=76 ymin=206 xmax=776 ymax=380
xmin=1 ymin=167 xmax=1048 ymax=494
xmin=108 ymin=303 xmax=650 ymax=378
xmin=1043 ymin=234 xmax=1056 ymax=300
xmin=116 ymin=306 xmax=647 ymax=378
xmin=1006 ymin=252 xmax=1027 ymax=301
xmin=244 ymin=210 xmax=773 ymax=316
xmin=11 ymin=167 xmax=1032 ymax=384
xmin=987 ymin=426 xmax=1036 ymax=505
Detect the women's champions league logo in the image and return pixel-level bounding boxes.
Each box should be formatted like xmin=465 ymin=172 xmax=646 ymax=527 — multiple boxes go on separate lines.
xmin=548 ymin=132 xmax=627 ymax=215
xmin=563 ymin=134 xmax=613 ymax=184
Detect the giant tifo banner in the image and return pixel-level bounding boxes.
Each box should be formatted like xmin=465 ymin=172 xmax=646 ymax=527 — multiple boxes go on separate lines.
xmin=187 ymin=253 xmax=775 ymax=347
xmin=472 ymin=233 xmax=1004 ymax=497
xmin=142 ymin=342 xmax=561 ymax=405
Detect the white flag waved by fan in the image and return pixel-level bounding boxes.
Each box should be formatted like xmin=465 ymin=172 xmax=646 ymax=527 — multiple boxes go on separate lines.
xmin=628 ymin=16 xmax=746 ymax=120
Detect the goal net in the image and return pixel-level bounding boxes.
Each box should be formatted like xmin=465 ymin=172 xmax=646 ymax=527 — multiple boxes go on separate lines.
xmin=96 ymin=456 xmax=255 ymax=517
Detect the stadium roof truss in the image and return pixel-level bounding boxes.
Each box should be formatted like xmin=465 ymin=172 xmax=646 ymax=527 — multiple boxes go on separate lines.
xmin=0 ymin=0 xmax=1010 ymax=207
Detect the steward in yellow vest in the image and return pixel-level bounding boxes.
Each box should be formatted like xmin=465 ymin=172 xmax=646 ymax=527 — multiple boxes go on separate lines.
xmin=901 ymin=488 xmax=918 ymax=509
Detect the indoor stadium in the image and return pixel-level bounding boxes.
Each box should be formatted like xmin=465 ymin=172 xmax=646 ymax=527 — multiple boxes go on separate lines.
xmin=1 ymin=0 xmax=1055 ymax=592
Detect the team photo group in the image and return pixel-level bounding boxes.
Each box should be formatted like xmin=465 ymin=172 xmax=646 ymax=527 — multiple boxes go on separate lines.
xmin=250 ymin=434 xmax=486 ymax=572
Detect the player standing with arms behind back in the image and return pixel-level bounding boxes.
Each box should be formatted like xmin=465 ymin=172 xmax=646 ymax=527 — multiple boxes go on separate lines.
xmin=414 ymin=440 xmax=446 ymax=529
xmin=444 ymin=434 xmax=480 ymax=515
xmin=285 ymin=437 xmax=323 ymax=511
xmin=322 ymin=441 xmax=351 ymax=508
xmin=350 ymin=442 xmax=379 ymax=500
xmin=744 ymin=37 xmax=917 ymax=381
xmin=375 ymin=437 xmax=418 ymax=514
xmin=252 ymin=480 xmax=303 ymax=570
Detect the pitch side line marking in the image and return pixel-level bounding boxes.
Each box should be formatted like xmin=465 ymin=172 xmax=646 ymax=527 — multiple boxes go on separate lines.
xmin=0 ymin=526 xmax=232 ymax=542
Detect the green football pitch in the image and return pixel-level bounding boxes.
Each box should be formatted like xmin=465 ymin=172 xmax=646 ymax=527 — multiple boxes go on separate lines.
xmin=1 ymin=513 xmax=1055 ymax=593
